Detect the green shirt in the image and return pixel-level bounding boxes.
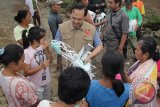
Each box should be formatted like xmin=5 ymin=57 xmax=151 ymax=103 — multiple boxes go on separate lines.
xmin=121 ymin=6 xmax=142 ymax=36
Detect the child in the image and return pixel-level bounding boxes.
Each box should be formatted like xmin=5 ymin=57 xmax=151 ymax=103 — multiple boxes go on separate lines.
xmin=22 ymin=26 xmax=53 ymax=100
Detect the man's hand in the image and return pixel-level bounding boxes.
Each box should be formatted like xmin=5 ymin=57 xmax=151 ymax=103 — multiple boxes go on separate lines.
xmin=134 ymin=24 xmax=138 ymax=31
xmin=117 ymin=48 xmax=123 ymax=54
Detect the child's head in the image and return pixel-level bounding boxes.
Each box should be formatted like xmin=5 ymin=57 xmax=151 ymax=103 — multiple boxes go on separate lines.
xmin=0 ymin=44 xmax=24 ymax=72
xmin=101 ymin=50 xmax=125 ymax=97
xmin=58 ymin=66 xmax=91 ymax=105
xmin=22 ymin=26 xmax=46 ymax=49
xmin=101 ymin=50 xmax=125 ymax=78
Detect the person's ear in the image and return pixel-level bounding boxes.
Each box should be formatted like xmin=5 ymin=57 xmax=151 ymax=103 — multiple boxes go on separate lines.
xmin=22 ymin=18 xmax=25 ymax=22
xmin=144 ymin=52 xmax=149 ymax=59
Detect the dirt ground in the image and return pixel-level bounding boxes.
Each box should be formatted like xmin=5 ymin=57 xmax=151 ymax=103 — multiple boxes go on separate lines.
xmin=0 ymin=0 xmax=160 ymax=99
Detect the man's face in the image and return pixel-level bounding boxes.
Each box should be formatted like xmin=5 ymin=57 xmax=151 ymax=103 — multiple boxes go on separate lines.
xmin=107 ymin=0 xmax=119 ymax=10
xmin=126 ymin=4 xmax=132 ymax=9
xmin=52 ymin=4 xmax=61 ymax=11
xmin=126 ymin=2 xmax=132 ymax=9
xmin=71 ymin=9 xmax=85 ymax=29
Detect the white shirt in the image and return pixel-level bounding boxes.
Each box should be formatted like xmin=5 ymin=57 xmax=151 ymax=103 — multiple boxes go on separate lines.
xmin=13 ymin=24 xmax=34 ymax=41
xmin=25 ymin=0 xmax=38 ymax=16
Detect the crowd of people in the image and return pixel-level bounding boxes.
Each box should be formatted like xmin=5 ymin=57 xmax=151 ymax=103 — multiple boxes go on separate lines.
xmin=0 ymin=0 xmax=160 ymax=107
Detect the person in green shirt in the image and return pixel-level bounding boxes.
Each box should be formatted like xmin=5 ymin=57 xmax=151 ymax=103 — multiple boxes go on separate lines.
xmin=121 ymin=0 xmax=142 ymax=57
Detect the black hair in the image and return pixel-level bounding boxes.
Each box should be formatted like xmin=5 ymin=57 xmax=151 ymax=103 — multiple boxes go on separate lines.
xmin=139 ymin=37 xmax=160 ymax=61
xmin=14 ymin=10 xmax=29 ymax=23
xmin=125 ymin=0 xmax=133 ymax=3
xmin=58 ymin=66 xmax=91 ymax=104
xmin=75 ymin=0 xmax=81 ymax=3
xmin=114 ymin=0 xmax=122 ymax=6
xmin=70 ymin=3 xmax=88 ymax=17
xmin=0 ymin=44 xmax=24 ymax=66
xmin=101 ymin=50 xmax=125 ymax=97
xmin=22 ymin=26 xmax=46 ymax=49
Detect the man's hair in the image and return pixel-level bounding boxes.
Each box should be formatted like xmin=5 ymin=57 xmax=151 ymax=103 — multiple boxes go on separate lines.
xmin=70 ymin=3 xmax=88 ymax=17
xmin=58 ymin=66 xmax=91 ymax=104
xmin=114 ymin=0 xmax=122 ymax=7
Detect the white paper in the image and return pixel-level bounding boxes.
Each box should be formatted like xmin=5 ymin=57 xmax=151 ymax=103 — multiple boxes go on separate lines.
xmin=129 ymin=20 xmax=137 ymax=32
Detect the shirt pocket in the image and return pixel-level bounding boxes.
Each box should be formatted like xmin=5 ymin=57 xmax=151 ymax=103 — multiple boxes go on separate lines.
xmin=62 ymin=33 xmax=73 ymax=47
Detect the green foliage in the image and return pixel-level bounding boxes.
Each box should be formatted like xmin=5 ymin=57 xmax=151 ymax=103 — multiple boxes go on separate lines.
xmin=143 ymin=8 xmax=160 ymax=31
xmin=62 ymin=0 xmax=74 ymax=8
xmin=144 ymin=8 xmax=160 ymax=24
xmin=145 ymin=14 xmax=160 ymax=24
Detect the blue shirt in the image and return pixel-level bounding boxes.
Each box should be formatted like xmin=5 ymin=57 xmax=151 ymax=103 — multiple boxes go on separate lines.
xmin=48 ymin=11 xmax=62 ymax=39
xmin=86 ymin=80 xmax=130 ymax=107
xmin=55 ymin=29 xmax=102 ymax=48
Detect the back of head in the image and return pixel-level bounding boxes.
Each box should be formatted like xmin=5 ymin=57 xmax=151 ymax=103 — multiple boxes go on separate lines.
xmin=101 ymin=50 xmax=125 ymax=97
xmin=58 ymin=66 xmax=91 ymax=104
xmin=22 ymin=26 xmax=46 ymax=49
xmin=101 ymin=50 xmax=125 ymax=78
xmin=139 ymin=37 xmax=160 ymax=61
xmin=70 ymin=3 xmax=88 ymax=17
xmin=14 ymin=10 xmax=29 ymax=23
xmin=0 ymin=44 xmax=24 ymax=66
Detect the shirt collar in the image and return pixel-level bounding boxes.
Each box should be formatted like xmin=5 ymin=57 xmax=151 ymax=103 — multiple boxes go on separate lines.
xmin=69 ymin=20 xmax=84 ymax=31
xmin=50 ymin=10 xmax=58 ymax=14
xmin=112 ymin=9 xmax=122 ymax=16
xmin=125 ymin=6 xmax=133 ymax=11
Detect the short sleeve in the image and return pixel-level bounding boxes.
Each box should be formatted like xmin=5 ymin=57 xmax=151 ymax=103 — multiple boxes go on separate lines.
xmin=15 ymin=81 xmax=38 ymax=106
xmin=14 ymin=28 xmax=21 ymax=41
xmin=24 ymin=50 xmax=31 ymax=64
xmin=54 ymin=29 xmax=62 ymax=41
xmin=93 ymin=31 xmax=102 ymax=48
xmin=121 ymin=13 xmax=129 ymax=34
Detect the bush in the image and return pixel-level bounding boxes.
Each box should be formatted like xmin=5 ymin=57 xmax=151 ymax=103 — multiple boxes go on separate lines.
xmin=62 ymin=0 xmax=74 ymax=8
